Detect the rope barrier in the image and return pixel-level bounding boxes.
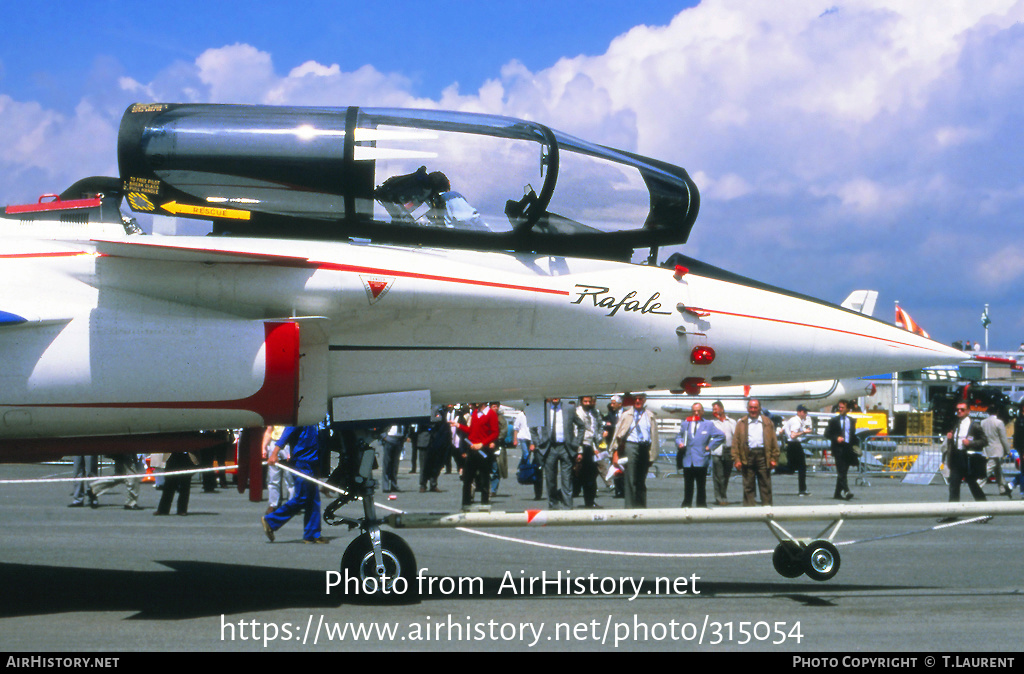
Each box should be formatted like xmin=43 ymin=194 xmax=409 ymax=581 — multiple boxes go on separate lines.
xmin=273 ymin=462 xmax=404 ymax=515
xmin=0 ymin=464 xmax=996 ymax=560
xmin=0 ymin=461 xmax=407 ymax=515
xmin=0 ymin=464 xmax=229 ymax=485
xmin=453 ymin=526 xmax=775 ymax=558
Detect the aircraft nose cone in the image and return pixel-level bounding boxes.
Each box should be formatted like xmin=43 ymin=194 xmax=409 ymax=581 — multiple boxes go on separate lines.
xmin=889 ymin=336 xmax=967 ymax=369
xmin=747 ymin=294 xmax=966 ymax=381
xmin=828 ymin=314 xmax=966 ymax=375
xmin=676 ymin=273 xmax=971 ymax=386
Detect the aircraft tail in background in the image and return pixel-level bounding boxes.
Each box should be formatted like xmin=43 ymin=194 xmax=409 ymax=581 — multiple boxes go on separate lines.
xmin=895 ymin=304 xmax=930 ymax=339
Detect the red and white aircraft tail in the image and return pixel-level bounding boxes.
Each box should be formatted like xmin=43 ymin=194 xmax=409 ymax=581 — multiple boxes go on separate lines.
xmin=895 ymin=304 xmax=930 ymax=339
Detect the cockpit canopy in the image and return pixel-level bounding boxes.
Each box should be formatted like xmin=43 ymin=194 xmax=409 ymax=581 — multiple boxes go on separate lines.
xmin=118 ymin=103 xmax=699 ymax=260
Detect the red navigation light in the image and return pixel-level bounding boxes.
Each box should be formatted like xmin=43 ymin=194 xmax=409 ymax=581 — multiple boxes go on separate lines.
xmin=673 ymin=265 xmax=689 ymax=280
xmin=690 ymin=345 xmax=716 ymax=365
xmin=680 ymin=377 xmax=706 ymax=395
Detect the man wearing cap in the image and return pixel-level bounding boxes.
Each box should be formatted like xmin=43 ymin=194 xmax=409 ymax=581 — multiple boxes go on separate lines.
xmin=783 ymin=405 xmax=813 ymax=496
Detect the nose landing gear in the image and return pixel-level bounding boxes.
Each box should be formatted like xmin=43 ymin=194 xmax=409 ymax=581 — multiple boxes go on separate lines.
xmin=323 ymin=430 xmax=418 ymax=601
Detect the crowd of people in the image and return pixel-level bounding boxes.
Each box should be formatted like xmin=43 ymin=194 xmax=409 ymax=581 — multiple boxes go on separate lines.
xmin=67 ymin=433 xmax=234 ymax=516
xmin=414 ymin=394 xmax=1023 ymax=513
xmin=66 ymin=396 xmax=1023 ymax=541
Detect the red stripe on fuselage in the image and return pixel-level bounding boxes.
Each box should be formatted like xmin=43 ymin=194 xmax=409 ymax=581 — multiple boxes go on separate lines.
xmin=0 ymin=251 xmax=90 ymax=259
xmin=689 ymin=307 xmax=946 ymax=353
xmin=312 ymin=261 xmax=570 ymax=296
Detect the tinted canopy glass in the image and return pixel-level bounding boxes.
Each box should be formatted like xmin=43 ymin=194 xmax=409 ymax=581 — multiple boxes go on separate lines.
xmin=118 ymin=103 xmax=699 ymax=258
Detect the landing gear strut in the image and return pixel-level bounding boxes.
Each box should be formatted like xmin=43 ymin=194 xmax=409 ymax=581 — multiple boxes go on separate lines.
xmin=323 ymin=430 xmax=417 ymax=600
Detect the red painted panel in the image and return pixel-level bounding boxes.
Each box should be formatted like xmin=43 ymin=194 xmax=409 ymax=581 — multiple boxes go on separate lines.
xmin=5 ymin=196 xmax=102 ymax=214
xmin=244 ymin=322 xmax=301 ymax=425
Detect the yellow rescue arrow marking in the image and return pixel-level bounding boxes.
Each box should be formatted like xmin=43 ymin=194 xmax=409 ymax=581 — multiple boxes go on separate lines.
xmin=160 ymin=201 xmax=251 ymax=220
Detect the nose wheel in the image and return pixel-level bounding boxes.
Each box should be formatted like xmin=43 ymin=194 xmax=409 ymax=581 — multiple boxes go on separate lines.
xmin=341 ymin=530 xmax=417 ymax=598
xmin=325 ymin=429 xmax=420 ymax=602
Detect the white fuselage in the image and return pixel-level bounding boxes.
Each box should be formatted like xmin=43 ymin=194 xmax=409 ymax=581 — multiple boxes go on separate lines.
xmin=0 ymin=232 xmax=965 ymax=440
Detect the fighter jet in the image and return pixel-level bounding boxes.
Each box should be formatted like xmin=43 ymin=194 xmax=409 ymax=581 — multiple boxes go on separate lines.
xmin=0 ymin=103 xmax=976 ymax=587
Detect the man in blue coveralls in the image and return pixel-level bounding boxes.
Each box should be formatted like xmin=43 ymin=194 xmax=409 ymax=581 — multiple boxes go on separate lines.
xmin=262 ymin=425 xmax=328 ymax=544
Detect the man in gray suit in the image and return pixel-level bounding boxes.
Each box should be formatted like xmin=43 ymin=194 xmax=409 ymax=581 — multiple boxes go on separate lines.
xmin=980 ymin=405 xmax=1012 ymax=498
xmin=612 ymin=395 xmax=661 ymax=509
xmin=533 ymin=397 xmax=585 ymax=510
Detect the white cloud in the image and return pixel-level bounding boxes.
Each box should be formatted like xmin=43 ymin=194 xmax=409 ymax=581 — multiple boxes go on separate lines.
xmin=0 ymin=95 xmax=117 ymax=188
xmin=973 ymin=245 xmax=1024 ymax=288
xmin=195 ymin=43 xmax=277 ymax=103
xmin=825 ymin=177 xmax=910 ymax=218
xmin=933 ymin=125 xmax=986 ymax=149
xmin=288 ymin=61 xmax=340 ymax=78
xmin=694 ymin=171 xmax=753 ymax=201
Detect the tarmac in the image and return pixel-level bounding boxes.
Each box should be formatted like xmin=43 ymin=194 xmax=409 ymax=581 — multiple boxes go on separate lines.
xmin=0 ymin=453 xmax=1021 ymax=653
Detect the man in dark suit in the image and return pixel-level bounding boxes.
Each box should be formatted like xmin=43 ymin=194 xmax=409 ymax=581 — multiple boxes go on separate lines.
xmin=944 ymin=401 xmax=988 ymax=503
xmin=824 ymin=400 xmax=860 ymax=500
xmin=533 ymin=397 xmax=585 ymax=509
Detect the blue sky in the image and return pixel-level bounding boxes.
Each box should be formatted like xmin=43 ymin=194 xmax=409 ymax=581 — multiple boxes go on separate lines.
xmin=2 ymin=0 xmax=1023 ymax=351
xmin=2 ymin=1 xmax=690 ymax=110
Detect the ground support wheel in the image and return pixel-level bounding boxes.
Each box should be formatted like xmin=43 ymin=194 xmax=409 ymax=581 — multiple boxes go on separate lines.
xmin=771 ymin=541 xmax=805 ymax=578
xmin=802 ymin=539 xmax=840 ymax=581
xmin=341 ymin=530 xmax=418 ymax=603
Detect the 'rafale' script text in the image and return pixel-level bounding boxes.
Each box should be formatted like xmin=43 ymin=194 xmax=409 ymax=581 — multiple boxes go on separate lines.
xmin=571 ymin=285 xmax=672 ymax=317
